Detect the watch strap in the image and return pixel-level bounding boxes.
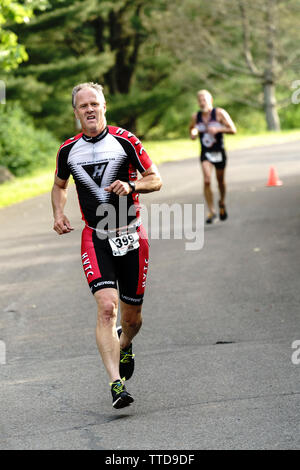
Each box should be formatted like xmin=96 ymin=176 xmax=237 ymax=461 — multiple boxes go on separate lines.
xmin=128 ymin=181 xmax=136 ymax=193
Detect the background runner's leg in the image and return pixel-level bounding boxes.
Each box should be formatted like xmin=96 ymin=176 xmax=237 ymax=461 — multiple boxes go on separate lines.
xmin=94 ymin=288 xmax=121 ymax=382
xmin=216 ymin=168 xmax=226 ymax=206
xmin=201 ymin=160 xmax=215 ymax=215
xmin=119 ymin=302 xmax=142 ymax=350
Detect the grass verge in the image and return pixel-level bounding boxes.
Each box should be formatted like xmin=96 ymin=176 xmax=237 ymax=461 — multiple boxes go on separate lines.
xmin=0 ymin=162 xmax=56 ymax=208
xmin=1 ymin=129 xmax=300 ymax=208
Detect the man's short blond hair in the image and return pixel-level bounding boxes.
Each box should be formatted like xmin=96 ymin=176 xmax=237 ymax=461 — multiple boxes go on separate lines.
xmin=197 ymin=89 xmax=213 ymax=100
xmin=72 ymin=82 xmax=105 ymax=108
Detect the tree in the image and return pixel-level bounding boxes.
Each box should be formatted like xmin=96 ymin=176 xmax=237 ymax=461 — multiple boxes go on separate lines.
xmin=0 ymin=0 xmax=33 ymax=70
xmin=154 ymin=0 xmax=300 ymax=131
xmin=7 ymin=0 xmax=172 ymax=138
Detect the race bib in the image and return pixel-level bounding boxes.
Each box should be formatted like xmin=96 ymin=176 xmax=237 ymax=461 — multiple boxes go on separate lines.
xmin=108 ymin=231 xmax=140 ymax=256
xmin=202 ymin=132 xmax=216 ymax=148
xmin=205 ymin=151 xmax=223 ymax=163
xmin=196 ymin=122 xmax=206 ymax=133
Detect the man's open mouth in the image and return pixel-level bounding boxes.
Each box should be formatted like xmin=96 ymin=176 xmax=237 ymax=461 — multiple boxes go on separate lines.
xmin=87 ymin=115 xmax=96 ymax=121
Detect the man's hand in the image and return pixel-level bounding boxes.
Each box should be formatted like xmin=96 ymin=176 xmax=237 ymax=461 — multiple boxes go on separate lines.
xmin=190 ymin=128 xmax=198 ymax=140
xmin=207 ymin=126 xmax=221 ymax=135
xmin=104 ymin=180 xmax=132 ymax=196
xmin=105 ymin=165 xmax=161 ymax=195
xmin=53 ymin=214 xmax=74 ymax=235
xmin=51 ymin=176 xmax=73 ymax=235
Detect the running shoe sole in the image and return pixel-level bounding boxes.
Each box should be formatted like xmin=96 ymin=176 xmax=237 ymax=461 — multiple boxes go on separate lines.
xmin=113 ymin=392 xmax=134 ymax=409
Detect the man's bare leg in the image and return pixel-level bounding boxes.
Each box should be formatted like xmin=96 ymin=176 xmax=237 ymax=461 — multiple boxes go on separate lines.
xmin=94 ymin=289 xmax=134 ymax=408
xmin=216 ymin=168 xmax=228 ymax=220
xmin=119 ymin=301 xmax=143 ymax=350
xmin=94 ymin=288 xmax=120 ymax=382
xmin=216 ymin=168 xmax=226 ymax=205
xmin=201 ymin=160 xmax=215 ymax=217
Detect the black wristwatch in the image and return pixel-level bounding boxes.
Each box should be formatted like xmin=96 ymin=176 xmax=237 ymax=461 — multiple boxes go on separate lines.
xmin=128 ymin=181 xmax=136 ymax=193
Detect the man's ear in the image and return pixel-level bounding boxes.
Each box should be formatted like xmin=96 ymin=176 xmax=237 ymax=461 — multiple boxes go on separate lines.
xmin=74 ymin=107 xmax=79 ymax=120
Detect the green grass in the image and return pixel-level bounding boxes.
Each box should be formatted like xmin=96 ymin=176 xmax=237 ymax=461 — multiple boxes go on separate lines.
xmin=1 ymin=129 xmax=300 ymax=208
xmin=0 ymin=162 xmax=57 ymax=208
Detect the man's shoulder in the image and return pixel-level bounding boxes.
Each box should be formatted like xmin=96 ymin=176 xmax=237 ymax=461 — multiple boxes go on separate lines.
xmin=215 ymin=107 xmax=226 ymax=116
xmin=58 ymin=132 xmax=83 ymax=152
xmin=108 ymin=125 xmax=138 ymax=141
xmin=215 ymin=107 xmax=231 ymax=123
xmin=108 ymin=125 xmax=145 ymax=149
xmin=108 ymin=125 xmax=151 ymax=168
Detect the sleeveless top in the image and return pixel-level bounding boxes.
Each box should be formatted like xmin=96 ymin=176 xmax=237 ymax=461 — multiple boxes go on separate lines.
xmin=195 ymin=108 xmax=224 ymax=153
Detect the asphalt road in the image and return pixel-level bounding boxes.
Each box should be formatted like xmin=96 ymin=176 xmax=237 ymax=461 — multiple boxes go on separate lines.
xmin=0 ymin=140 xmax=300 ymax=450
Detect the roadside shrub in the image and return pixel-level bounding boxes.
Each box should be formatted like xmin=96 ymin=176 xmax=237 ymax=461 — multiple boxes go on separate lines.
xmin=0 ymin=103 xmax=59 ymax=176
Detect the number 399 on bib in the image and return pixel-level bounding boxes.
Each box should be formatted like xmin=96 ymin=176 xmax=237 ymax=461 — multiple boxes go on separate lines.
xmin=108 ymin=231 xmax=140 ymax=256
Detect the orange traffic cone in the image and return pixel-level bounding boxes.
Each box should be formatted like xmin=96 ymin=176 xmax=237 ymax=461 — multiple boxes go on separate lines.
xmin=266 ymin=166 xmax=283 ymax=187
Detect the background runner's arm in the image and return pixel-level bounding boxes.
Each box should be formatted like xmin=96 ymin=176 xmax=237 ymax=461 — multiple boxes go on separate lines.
xmin=189 ymin=113 xmax=198 ymax=139
xmin=215 ymin=108 xmax=237 ymax=134
xmin=104 ymin=164 xmax=162 ymax=196
xmin=51 ymin=175 xmax=74 ymax=235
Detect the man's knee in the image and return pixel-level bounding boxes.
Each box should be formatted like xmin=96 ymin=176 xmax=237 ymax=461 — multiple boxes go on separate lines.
xmin=99 ymin=302 xmax=117 ymax=324
xmin=95 ymin=290 xmax=118 ymax=325
xmin=204 ymin=179 xmax=211 ymax=186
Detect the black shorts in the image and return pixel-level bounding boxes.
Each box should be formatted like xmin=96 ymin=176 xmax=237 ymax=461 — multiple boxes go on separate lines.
xmin=200 ymin=149 xmax=227 ymax=170
xmin=81 ymin=225 xmax=149 ymax=305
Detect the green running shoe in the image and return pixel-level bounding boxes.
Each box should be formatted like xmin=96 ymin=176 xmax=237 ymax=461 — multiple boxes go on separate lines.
xmin=110 ymin=379 xmax=134 ymax=409
xmin=116 ymin=326 xmax=135 ymax=380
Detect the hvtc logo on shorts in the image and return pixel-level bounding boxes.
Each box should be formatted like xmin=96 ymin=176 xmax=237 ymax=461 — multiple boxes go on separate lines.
xmin=142 ymin=259 xmax=149 ymax=288
xmin=82 ymin=252 xmax=94 ymax=278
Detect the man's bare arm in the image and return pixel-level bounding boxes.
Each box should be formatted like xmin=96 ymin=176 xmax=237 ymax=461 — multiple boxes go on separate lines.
xmin=51 ymin=175 xmax=74 ymax=235
xmin=104 ymin=164 xmax=162 ymax=196
xmin=189 ymin=113 xmax=198 ymax=140
xmin=216 ymin=108 xmax=237 ymax=134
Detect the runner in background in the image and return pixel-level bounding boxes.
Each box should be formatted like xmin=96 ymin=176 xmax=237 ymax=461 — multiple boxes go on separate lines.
xmin=190 ymin=90 xmax=236 ymax=223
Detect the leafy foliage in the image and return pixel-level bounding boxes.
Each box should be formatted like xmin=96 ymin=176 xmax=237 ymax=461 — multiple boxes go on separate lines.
xmin=5 ymin=0 xmax=175 ymax=139
xmin=0 ymin=103 xmax=59 ymax=175
xmin=0 ymin=0 xmax=34 ymax=70
xmin=1 ymin=0 xmax=299 ymax=150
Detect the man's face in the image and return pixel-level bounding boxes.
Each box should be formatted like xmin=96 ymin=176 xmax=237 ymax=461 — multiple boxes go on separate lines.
xmin=197 ymin=93 xmax=213 ymax=112
xmin=74 ymin=88 xmax=106 ymax=135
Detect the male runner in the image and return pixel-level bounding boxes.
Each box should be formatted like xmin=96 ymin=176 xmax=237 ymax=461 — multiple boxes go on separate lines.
xmin=189 ymin=90 xmax=236 ymax=223
xmin=51 ymin=82 xmax=162 ymax=409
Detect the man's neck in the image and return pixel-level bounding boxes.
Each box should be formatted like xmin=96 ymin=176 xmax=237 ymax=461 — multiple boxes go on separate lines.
xmin=82 ymin=123 xmax=107 ymax=137
xmin=201 ymin=107 xmax=213 ymax=114
xmin=82 ymin=126 xmax=108 ymax=143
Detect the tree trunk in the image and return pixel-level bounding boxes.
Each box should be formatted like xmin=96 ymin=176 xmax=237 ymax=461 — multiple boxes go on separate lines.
xmin=263 ymin=82 xmax=280 ymax=131
xmin=103 ymin=9 xmax=142 ymax=132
